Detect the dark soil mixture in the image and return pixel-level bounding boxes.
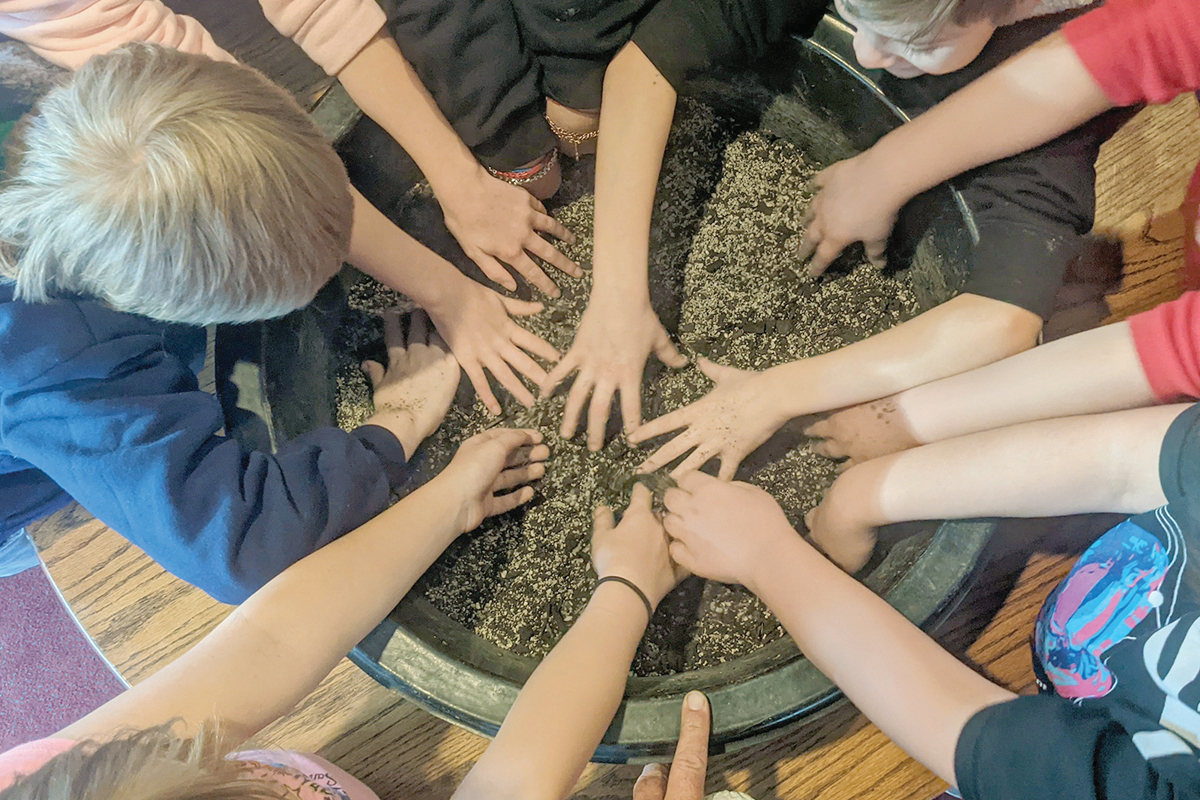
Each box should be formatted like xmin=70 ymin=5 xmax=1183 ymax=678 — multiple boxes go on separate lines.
xmin=333 ymin=98 xmax=927 ymax=676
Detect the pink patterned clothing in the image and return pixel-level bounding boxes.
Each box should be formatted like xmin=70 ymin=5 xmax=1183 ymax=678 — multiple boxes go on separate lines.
xmin=0 ymin=0 xmax=385 ymax=74
xmin=0 ymin=739 xmax=381 ymax=800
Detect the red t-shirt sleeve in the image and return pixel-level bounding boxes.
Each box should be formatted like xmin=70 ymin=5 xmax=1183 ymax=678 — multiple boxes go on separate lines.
xmin=1129 ymin=292 xmax=1200 ymax=402
xmin=1063 ymin=0 xmax=1200 ymax=105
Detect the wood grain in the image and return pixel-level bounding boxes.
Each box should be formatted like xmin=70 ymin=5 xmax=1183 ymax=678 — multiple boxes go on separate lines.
xmin=25 ymin=91 xmax=1200 ymax=800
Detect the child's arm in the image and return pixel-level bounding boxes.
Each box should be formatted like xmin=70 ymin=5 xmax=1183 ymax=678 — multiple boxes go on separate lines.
xmin=806 ymin=404 xmax=1186 ymax=571
xmin=337 ymin=32 xmax=581 ymax=297
xmin=632 ymin=292 xmax=1040 ymax=477
xmin=662 ymin=473 xmax=1015 ymax=784
xmin=452 ymin=484 xmax=685 ymax=800
xmin=349 ymin=190 xmax=561 ymax=414
xmin=57 ymin=427 xmax=548 ymax=749
xmin=803 ymin=0 xmax=1200 ymax=274
xmin=806 ymin=319 xmax=1156 ymax=465
xmin=541 ymin=42 xmax=687 ymax=451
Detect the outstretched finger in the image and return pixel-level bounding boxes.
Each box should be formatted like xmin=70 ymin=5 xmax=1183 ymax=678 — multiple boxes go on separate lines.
xmin=475 ymin=252 xmax=518 ymax=292
xmin=499 ymin=294 xmax=545 ymax=317
xmin=665 ymin=692 xmax=711 ymax=800
xmin=464 ymin=362 xmax=501 ymax=415
xmin=717 ymin=457 xmax=739 ymax=481
xmin=488 ymin=486 xmax=535 ymax=517
xmin=633 ymin=764 xmax=668 ymax=800
xmin=671 ymin=445 xmax=719 ymax=478
xmin=383 ymin=309 xmax=406 ymax=352
xmin=637 ymin=432 xmax=698 ymax=475
xmin=486 ymin=355 xmax=536 ymax=408
xmin=667 ymin=540 xmax=697 ymax=575
xmin=493 ymin=461 xmax=546 ymax=491
xmin=504 ymin=441 xmax=551 ymax=467
xmin=560 ymin=372 xmax=592 ymax=439
xmin=620 ymin=375 xmax=642 ymax=435
xmin=503 ymin=343 xmax=550 ymax=388
xmin=654 ymin=334 xmax=688 ymax=370
xmin=628 ymin=405 xmax=693 ymax=444
xmin=865 ymin=237 xmax=887 ymax=269
xmin=510 ymin=252 xmax=559 ymax=298
xmin=486 ymin=427 xmax=544 ymax=451
xmin=508 ymin=321 xmax=561 ymax=364
xmin=808 ymin=239 xmax=845 ymax=278
xmin=796 ymin=222 xmax=820 ymax=264
xmin=627 ymin=482 xmax=653 ymax=512
xmin=593 ymin=503 xmax=616 ymax=534
xmin=361 ymin=360 xmax=385 ymax=389
xmin=586 ymin=380 xmax=616 ymax=451
xmin=543 ymin=352 xmax=580 ymax=399
xmin=532 ymin=207 xmax=577 ymax=245
xmin=526 ymin=232 xmax=582 ymax=278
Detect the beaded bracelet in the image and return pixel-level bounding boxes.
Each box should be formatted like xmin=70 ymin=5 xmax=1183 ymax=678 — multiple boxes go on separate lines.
xmin=595 ymin=575 xmax=654 ymax=620
xmin=486 ymin=148 xmax=559 ymax=186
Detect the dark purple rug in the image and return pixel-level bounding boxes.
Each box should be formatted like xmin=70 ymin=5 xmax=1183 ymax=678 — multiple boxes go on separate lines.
xmin=0 ymin=566 xmax=125 ymax=751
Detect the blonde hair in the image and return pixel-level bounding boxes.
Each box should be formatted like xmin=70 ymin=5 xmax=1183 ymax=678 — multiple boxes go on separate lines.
xmin=0 ymin=725 xmax=285 ymax=800
xmin=844 ymin=0 xmax=1017 ymax=42
xmin=0 ymin=43 xmax=352 ymax=325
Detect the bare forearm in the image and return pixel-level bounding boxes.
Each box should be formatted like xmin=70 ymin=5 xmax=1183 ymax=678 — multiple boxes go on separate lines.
xmin=753 ymin=536 xmax=1013 ymax=784
xmin=592 ymin=42 xmax=677 ymax=302
xmin=898 ymin=321 xmax=1156 ymax=444
xmin=455 ymin=585 xmax=647 ymax=800
xmin=337 ymin=33 xmax=480 ymax=193
xmin=866 ymin=32 xmax=1112 ymax=208
xmin=79 ymin=478 xmax=463 ymax=744
xmin=764 ymin=294 xmax=1040 ymax=419
xmin=348 ymin=186 xmax=470 ymax=309
xmin=840 ymin=405 xmax=1186 ymax=529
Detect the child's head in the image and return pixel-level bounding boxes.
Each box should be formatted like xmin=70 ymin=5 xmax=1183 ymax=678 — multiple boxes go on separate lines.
xmin=0 ymin=725 xmax=282 ymax=800
xmin=0 ymin=43 xmax=352 ymax=326
xmin=834 ymin=0 xmax=1015 ymax=78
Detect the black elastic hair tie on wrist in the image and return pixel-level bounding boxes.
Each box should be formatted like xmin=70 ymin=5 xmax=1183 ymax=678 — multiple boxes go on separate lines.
xmin=595 ymin=575 xmax=654 ymax=620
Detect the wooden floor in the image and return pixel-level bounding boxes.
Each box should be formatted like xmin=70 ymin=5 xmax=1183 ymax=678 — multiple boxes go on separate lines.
xmin=26 ymin=93 xmax=1200 ymax=800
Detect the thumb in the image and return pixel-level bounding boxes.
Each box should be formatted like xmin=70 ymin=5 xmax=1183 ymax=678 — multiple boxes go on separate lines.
xmin=655 ymin=334 xmax=689 ymax=369
xmin=633 ymin=764 xmax=668 ymax=800
xmin=593 ymin=503 xmax=615 ymax=534
xmin=665 ymin=691 xmax=711 ymax=800
xmin=500 ymin=294 xmax=545 ymax=317
xmin=695 ymin=357 xmax=737 ymax=384
xmin=361 ymin=360 xmax=385 ymax=387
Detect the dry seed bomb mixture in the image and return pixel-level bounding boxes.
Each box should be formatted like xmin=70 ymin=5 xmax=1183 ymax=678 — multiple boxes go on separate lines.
xmin=333 ymin=98 xmax=926 ymax=676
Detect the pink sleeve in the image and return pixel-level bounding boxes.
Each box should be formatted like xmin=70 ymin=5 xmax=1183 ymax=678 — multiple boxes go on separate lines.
xmin=1129 ymin=292 xmax=1200 ymax=402
xmin=0 ymin=739 xmax=76 ymax=792
xmin=0 ymin=0 xmax=233 ymax=70
xmin=1062 ymin=0 xmax=1200 ymax=106
xmin=258 ymin=0 xmax=385 ymax=75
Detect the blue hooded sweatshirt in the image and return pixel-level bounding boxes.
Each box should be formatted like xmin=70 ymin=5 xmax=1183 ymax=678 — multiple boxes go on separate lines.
xmin=0 ymin=284 xmax=406 ymax=603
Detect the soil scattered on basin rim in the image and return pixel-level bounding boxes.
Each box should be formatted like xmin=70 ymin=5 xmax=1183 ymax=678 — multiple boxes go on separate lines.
xmin=333 ymin=98 xmax=928 ymax=676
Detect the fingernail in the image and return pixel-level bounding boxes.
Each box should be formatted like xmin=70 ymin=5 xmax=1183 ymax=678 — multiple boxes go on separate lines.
xmin=686 ymin=691 xmax=706 ymax=711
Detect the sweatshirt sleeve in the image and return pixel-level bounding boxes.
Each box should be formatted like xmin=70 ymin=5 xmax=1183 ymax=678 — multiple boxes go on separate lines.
xmin=629 ymin=0 xmax=827 ymax=88
xmin=1062 ymin=0 xmax=1200 ymax=106
xmin=1 ymin=317 xmax=408 ymax=604
xmin=1128 ymin=292 xmax=1200 ymax=403
xmin=257 ymin=0 xmax=385 ymax=76
xmin=0 ymin=0 xmax=233 ymax=69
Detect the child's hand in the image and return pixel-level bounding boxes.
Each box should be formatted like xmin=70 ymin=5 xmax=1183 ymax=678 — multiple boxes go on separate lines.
xmin=804 ymin=397 xmax=921 ymax=467
xmin=804 ymin=468 xmax=881 ymax=573
xmin=797 ymin=152 xmax=905 ymax=277
xmin=364 ymin=309 xmax=461 ymax=457
xmin=439 ymin=428 xmax=549 ymax=534
xmin=630 ymin=360 xmax=787 ymax=479
xmin=426 ymin=278 xmax=561 ymax=415
xmin=439 ymin=166 xmax=581 ymax=297
xmin=543 ymin=298 xmax=687 ymax=451
xmin=592 ymin=484 xmax=687 ymax=611
xmin=662 ymin=472 xmax=797 ymax=593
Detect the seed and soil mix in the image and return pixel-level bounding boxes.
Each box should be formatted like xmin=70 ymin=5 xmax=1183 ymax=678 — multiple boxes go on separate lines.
xmin=333 ymin=98 xmax=930 ymax=676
